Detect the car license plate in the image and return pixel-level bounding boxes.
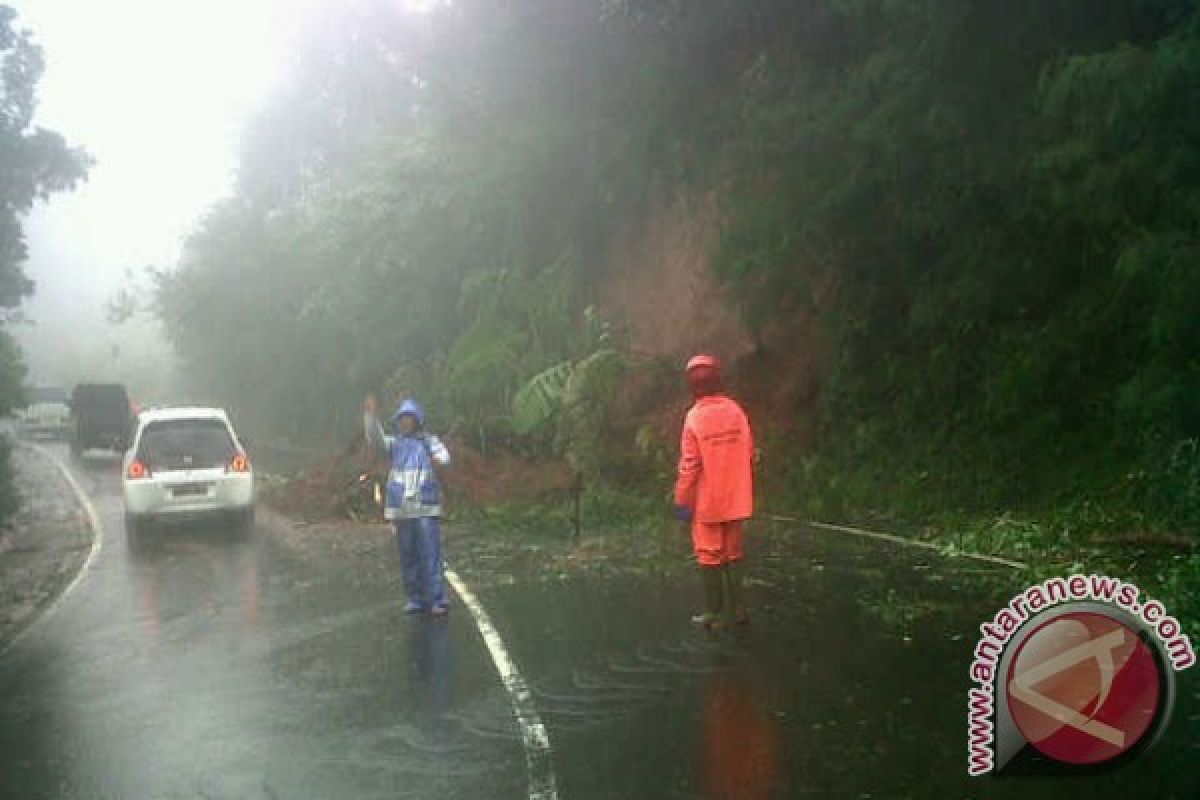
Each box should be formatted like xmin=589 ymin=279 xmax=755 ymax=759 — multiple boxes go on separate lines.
xmin=171 ymin=483 xmax=210 ymax=497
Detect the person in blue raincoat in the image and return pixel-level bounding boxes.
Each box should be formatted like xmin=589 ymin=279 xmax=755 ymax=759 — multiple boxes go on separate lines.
xmin=363 ymin=393 xmax=452 ymax=615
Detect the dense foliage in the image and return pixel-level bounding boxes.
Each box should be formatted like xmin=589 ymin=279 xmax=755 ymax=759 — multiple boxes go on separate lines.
xmin=156 ymin=0 xmax=1198 ymax=533
xmin=155 ymin=2 xmax=665 ymax=454
xmin=713 ymin=1 xmax=1200 ymax=528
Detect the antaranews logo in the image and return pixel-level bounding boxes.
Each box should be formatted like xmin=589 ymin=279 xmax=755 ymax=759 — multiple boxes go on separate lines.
xmin=966 ymin=574 xmax=1194 ymax=776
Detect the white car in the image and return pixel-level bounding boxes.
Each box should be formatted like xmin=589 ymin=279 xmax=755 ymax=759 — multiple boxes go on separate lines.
xmin=122 ymin=407 xmax=255 ymax=534
xmin=20 ymin=399 xmax=71 ymax=439
xmin=18 ymin=387 xmax=71 ymax=439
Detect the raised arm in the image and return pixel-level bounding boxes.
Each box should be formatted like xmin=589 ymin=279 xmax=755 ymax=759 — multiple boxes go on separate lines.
xmin=362 ymin=393 xmax=393 ymax=453
xmin=427 ymin=434 xmax=450 ymax=467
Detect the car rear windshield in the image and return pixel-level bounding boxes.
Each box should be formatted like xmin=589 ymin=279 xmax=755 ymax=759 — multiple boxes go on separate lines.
xmin=72 ymin=385 xmax=129 ymax=420
xmin=137 ymin=419 xmax=236 ymax=470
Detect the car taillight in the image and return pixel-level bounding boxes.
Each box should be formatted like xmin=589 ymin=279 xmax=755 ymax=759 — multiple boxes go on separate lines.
xmin=230 ymin=453 xmax=250 ymax=473
xmin=127 ymin=460 xmax=148 ymax=480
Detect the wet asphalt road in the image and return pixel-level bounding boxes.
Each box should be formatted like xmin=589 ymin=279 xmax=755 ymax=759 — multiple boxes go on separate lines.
xmin=1 ymin=443 xmax=1197 ymax=799
xmin=0 ymin=445 xmax=525 ymax=800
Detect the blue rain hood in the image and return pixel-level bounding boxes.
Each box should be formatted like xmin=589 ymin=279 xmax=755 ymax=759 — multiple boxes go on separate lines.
xmin=391 ymin=397 xmax=426 ymax=432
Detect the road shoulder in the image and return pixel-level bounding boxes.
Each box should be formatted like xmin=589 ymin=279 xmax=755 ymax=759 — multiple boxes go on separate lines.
xmin=0 ymin=443 xmax=94 ymax=651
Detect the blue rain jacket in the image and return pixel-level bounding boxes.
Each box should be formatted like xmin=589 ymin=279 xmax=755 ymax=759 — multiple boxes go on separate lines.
xmin=364 ymin=398 xmax=450 ymax=520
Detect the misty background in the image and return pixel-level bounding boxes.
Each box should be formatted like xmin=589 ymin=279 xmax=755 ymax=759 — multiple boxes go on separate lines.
xmin=10 ymin=0 xmax=328 ymax=400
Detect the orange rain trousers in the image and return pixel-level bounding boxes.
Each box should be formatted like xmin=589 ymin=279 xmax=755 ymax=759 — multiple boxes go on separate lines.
xmin=691 ymin=519 xmax=745 ymax=567
xmin=674 ymin=394 xmax=754 ymax=564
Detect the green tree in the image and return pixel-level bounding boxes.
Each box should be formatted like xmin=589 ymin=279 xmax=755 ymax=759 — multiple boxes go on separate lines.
xmin=153 ymin=0 xmax=1199 ymax=533
xmin=713 ymin=0 xmax=1198 ymax=525
xmin=0 ymin=6 xmax=90 ymax=316
xmin=0 ymin=5 xmax=90 ymax=522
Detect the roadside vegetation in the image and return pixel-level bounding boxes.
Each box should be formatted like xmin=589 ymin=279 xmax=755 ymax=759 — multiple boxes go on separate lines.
xmin=0 ymin=6 xmax=91 ymax=524
xmin=126 ymin=1 xmax=1197 ymax=612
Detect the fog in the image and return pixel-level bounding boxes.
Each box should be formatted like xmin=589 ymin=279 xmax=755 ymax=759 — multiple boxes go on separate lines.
xmin=8 ymin=0 xmax=323 ymax=399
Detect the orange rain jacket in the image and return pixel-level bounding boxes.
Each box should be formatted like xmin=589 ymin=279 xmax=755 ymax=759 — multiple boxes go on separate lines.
xmin=674 ymin=395 xmax=754 ymax=523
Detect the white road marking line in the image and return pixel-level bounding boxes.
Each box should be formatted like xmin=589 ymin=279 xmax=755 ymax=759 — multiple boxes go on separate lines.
xmin=0 ymin=443 xmax=105 ymax=658
xmin=444 ymin=568 xmax=558 ymax=800
xmin=764 ymin=514 xmax=1028 ymax=570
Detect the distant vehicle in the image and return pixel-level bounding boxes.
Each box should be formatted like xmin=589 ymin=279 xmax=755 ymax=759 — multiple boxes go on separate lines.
xmin=68 ymin=383 xmax=133 ymax=457
xmin=122 ymin=407 xmax=255 ymax=535
xmin=19 ymin=386 xmax=71 ymax=439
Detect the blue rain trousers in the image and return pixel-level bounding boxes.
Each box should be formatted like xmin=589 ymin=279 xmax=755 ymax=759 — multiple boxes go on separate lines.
xmin=394 ymin=516 xmax=448 ymax=610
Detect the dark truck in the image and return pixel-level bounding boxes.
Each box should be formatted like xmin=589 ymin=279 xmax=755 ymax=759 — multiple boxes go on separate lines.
xmin=69 ymin=383 xmax=133 ymax=457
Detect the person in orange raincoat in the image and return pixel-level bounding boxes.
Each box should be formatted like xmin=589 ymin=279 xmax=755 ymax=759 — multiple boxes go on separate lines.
xmin=674 ymin=354 xmax=754 ymax=628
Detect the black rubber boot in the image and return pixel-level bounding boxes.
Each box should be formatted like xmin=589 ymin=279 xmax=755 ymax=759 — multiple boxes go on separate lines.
xmin=691 ymin=566 xmax=725 ymax=629
xmin=724 ymin=560 xmax=748 ymax=625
